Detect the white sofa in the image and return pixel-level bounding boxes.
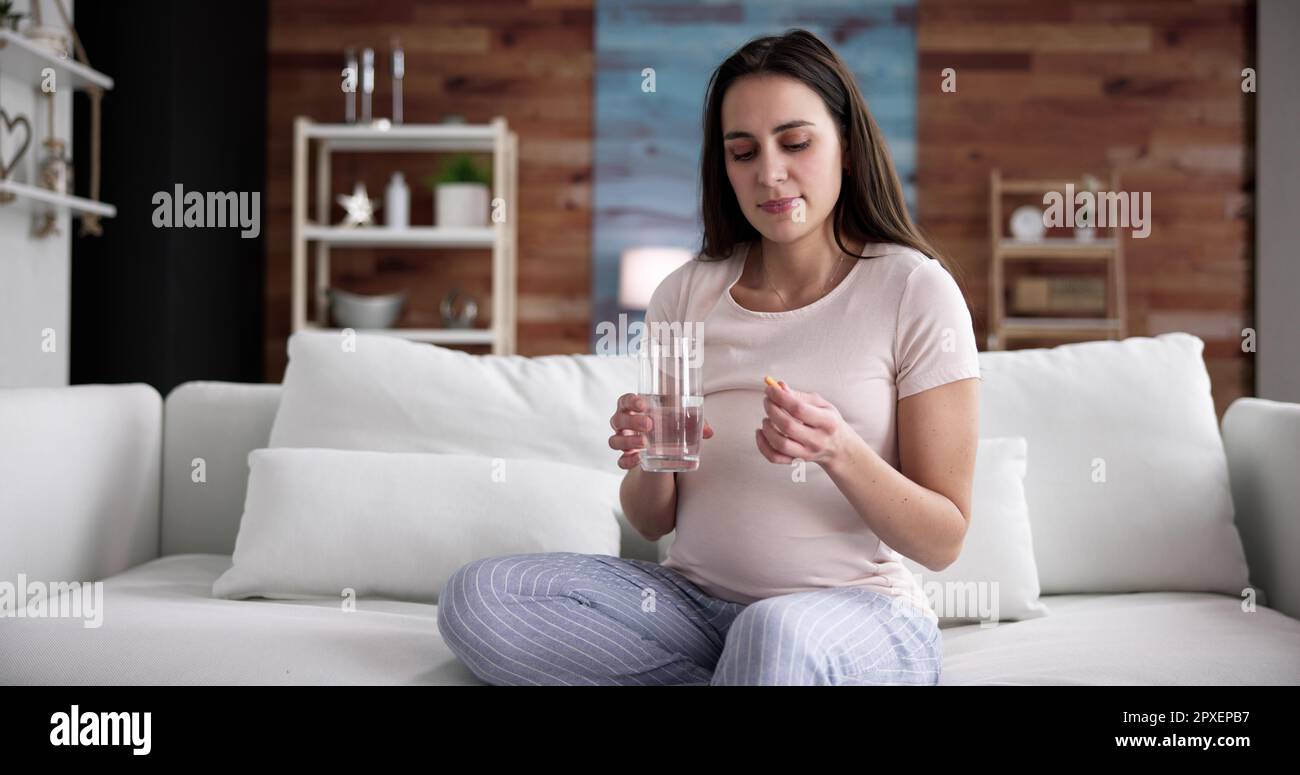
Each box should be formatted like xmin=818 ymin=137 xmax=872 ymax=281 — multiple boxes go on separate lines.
xmin=2 ymin=332 xmax=1299 ymax=685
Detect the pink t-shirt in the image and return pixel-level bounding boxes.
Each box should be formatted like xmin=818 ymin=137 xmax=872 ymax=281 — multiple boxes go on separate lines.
xmin=646 ymin=240 xmax=982 ymax=622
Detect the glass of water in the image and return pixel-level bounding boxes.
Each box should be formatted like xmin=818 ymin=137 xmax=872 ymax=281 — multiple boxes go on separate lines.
xmin=637 ymin=326 xmax=703 ymax=472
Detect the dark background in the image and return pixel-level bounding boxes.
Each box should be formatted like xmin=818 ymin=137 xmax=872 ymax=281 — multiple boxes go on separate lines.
xmin=71 ymin=0 xmax=268 ymax=395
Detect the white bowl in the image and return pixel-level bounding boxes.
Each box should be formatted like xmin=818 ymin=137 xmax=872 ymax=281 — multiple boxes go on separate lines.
xmin=328 ymin=288 xmax=407 ymax=329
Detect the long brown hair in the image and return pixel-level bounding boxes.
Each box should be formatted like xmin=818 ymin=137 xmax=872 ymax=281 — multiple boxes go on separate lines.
xmin=698 ymin=28 xmax=963 ymax=287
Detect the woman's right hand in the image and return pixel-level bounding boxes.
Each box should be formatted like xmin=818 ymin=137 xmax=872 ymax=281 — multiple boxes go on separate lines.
xmin=609 ymin=393 xmax=713 ymax=470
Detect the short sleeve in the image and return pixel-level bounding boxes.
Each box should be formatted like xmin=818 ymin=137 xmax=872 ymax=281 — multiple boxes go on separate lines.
xmin=642 ymin=261 xmax=689 ymax=339
xmin=645 ymin=282 xmax=670 ymax=331
xmin=893 ymin=259 xmax=982 ymax=400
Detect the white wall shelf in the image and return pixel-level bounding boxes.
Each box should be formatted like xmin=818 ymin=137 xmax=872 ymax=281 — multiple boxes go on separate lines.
xmin=1000 ymin=316 xmax=1124 ymax=340
xmin=0 ymin=31 xmax=115 ymax=225
xmin=303 ymin=122 xmax=498 ymax=152
xmin=0 ymin=179 xmax=116 ymax=218
xmin=0 ymin=30 xmax=114 ymax=92
xmin=303 ymin=224 xmax=494 ymax=248
xmin=291 ymin=117 xmax=518 ymax=354
xmin=998 ymin=237 xmax=1117 ymax=259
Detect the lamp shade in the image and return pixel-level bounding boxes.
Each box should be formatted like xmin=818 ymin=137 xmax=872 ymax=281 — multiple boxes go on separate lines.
xmin=618 ymin=246 xmax=693 ymax=309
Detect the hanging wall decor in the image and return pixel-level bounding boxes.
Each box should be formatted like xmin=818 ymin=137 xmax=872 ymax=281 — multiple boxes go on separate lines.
xmin=0 ymin=109 xmax=33 ymax=203
xmin=0 ymin=0 xmax=24 ymax=31
xmin=31 ymin=135 xmax=74 ymax=237
xmin=27 ymin=0 xmax=107 ymax=236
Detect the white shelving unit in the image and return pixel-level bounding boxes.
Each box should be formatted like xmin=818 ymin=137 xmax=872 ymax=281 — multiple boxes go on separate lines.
xmin=0 ymin=30 xmax=115 ymax=219
xmin=988 ymin=170 xmax=1127 ymax=350
xmin=290 ymin=117 xmax=518 ymax=353
xmin=0 ymin=29 xmax=113 ymax=91
xmin=0 ymin=178 xmax=114 ymax=217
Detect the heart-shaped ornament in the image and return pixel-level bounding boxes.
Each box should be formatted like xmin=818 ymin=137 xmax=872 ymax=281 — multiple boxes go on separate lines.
xmin=0 ymin=109 xmax=33 ymax=181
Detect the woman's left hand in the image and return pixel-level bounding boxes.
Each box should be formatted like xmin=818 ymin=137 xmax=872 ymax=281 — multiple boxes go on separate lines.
xmin=755 ymin=380 xmax=856 ymax=467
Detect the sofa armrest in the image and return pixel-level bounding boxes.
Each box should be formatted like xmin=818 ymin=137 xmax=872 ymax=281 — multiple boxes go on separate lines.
xmin=1222 ymin=397 xmax=1300 ymax=621
xmin=0 ymin=384 xmax=162 ymax=584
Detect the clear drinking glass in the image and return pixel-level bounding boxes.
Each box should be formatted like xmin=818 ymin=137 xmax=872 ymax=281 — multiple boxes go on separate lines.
xmin=637 ymin=327 xmax=703 ymax=472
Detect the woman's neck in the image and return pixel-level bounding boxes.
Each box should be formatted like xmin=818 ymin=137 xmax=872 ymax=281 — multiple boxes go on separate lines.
xmin=755 ymin=221 xmax=858 ymax=295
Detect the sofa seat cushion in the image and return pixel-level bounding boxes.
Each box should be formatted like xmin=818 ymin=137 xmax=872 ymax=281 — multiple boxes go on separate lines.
xmin=939 ymin=592 xmax=1300 ymax=685
xmin=5 ymin=556 xmax=1299 ymax=685
xmin=0 ymin=555 xmax=478 ymax=686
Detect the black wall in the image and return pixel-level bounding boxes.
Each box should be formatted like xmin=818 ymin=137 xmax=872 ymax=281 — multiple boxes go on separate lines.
xmin=71 ymin=0 xmax=268 ymax=393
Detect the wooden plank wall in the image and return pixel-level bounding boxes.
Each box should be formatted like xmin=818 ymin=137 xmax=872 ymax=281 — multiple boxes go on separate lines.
xmin=916 ymin=0 xmax=1256 ymax=419
xmin=266 ymin=0 xmax=1257 ymax=421
xmin=264 ymin=0 xmax=595 ymax=381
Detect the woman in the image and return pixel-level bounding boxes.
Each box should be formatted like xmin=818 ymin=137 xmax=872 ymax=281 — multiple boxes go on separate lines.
xmin=437 ymin=29 xmax=980 ymax=685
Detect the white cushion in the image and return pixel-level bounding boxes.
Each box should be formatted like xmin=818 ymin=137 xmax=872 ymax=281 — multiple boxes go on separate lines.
xmin=0 ymin=383 xmax=161 ymax=585
xmin=212 ymin=448 xmax=622 ymax=603
xmin=267 ymin=331 xmax=635 ymax=477
xmin=977 ymin=333 xmax=1250 ymax=595
xmin=903 ymin=436 xmax=1048 ymax=624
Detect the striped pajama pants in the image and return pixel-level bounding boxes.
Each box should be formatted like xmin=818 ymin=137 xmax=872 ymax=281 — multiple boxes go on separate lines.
xmin=436 ymin=551 xmax=943 ymax=686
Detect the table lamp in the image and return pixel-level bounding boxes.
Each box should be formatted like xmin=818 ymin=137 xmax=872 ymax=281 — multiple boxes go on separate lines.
xmin=618 ymin=247 xmax=693 ymax=310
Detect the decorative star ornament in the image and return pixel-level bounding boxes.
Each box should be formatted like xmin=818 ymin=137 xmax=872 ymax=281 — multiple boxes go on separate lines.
xmin=337 ymin=182 xmax=379 ymax=227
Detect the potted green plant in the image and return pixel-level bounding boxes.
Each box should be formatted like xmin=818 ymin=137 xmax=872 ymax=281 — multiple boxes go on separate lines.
xmin=425 ymin=153 xmax=491 ymax=228
xmin=0 ymin=1 xmax=25 ymax=31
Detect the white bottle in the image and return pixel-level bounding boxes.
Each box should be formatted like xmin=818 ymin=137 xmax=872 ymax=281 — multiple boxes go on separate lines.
xmin=385 ymin=172 xmax=409 ymax=229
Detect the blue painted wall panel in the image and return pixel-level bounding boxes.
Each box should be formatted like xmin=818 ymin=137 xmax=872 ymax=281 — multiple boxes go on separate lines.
xmin=592 ymin=0 xmax=918 ymax=351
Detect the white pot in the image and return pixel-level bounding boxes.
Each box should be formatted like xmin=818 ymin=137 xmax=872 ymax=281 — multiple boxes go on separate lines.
xmin=435 ymin=183 xmax=489 ymax=228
